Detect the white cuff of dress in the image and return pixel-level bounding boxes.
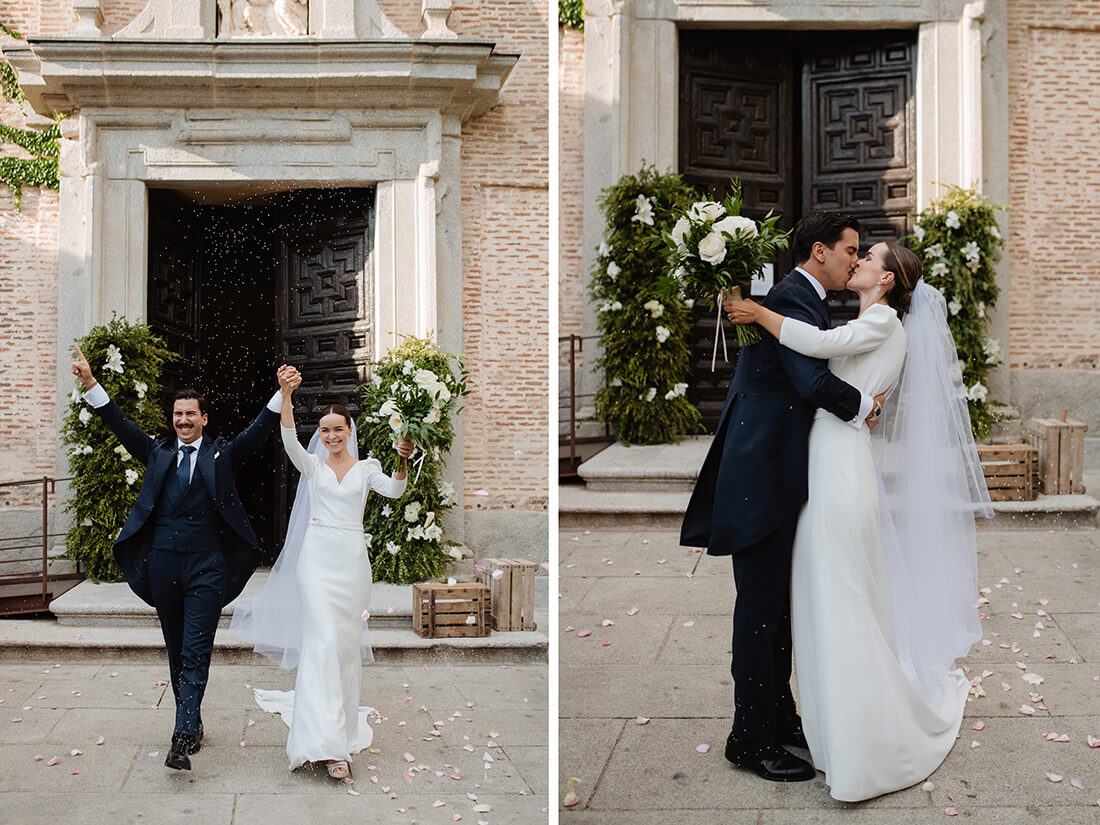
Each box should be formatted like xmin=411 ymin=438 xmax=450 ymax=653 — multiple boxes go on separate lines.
xmin=850 ymin=392 xmax=874 ymax=429
xmin=266 ymin=390 xmax=283 ymax=413
xmin=83 ymin=384 xmax=109 ymax=408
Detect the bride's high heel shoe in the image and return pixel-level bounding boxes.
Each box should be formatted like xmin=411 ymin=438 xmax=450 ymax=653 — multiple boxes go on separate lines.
xmin=326 ymin=759 xmax=350 ymax=780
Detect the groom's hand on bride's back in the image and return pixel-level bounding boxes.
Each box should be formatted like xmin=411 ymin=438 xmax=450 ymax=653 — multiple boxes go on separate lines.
xmin=866 ymin=393 xmax=886 ymax=431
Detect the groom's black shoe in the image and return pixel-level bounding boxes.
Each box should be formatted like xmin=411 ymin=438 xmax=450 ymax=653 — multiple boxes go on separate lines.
xmin=778 ymin=723 xmax=809 ymax=750
xmin=725 ymin=734 xmax=815 ymax=782
xmin=165 ymin=732 xmax=197 ymax=771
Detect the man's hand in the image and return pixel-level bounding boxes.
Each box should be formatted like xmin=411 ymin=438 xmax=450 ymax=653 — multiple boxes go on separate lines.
xmin=71 ymin=344 xmax=97 ymax=390
xmin=395 ymin=437 xmax=415 ymax=458
xmin=277 ymin=364 xmax=302 ymax=395
xmin=866 ymin=393 xmax=886 ymax=431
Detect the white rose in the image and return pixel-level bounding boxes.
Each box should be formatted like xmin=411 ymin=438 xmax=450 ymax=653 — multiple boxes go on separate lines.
xmin=945 ymin=210 xmax=961 ymax=229
xmin=690 ymin=201 xmax=725 ymax=222
xmin=388 ymin=413 xmax=403 ymax=433
xmin=670 ymin=217 xmax=691 ymax=249
xmin=379 ymin=399 xmax=397 ymax=417
xmin=713 ymin=215 xmax=758 ymax=239
xmin=423 ymin=406 xmax=441 ymax=425
xmin=404 ymin=501 xmax=422 ymax=523
xmin=632 ymin=194 xmax=655 ymax=226
xmin=607 ymin=261 xmax=621 ymax=279
xmin=655 ymin=326 xmax=671 ymax=344
xmin=697 ymin=230 xmax=727 ymax=265
xmin=78 ymin=408 xmax=92 ymax=425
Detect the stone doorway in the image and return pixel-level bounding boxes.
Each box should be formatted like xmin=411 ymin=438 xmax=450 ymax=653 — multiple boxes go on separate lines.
xmin=679 ymin=29 xmax=917 ymax=430
xmin=147 ymin=187 xmax=375 ymax=563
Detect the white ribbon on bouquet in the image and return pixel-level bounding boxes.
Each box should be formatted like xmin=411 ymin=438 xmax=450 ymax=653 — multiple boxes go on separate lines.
xmin=710 ymin=287 xmax=733 ymax=372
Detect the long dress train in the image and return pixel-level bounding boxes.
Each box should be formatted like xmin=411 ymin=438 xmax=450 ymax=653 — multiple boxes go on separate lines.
xmin=254 ymin=426 xmax=406 ymax=770
xmin=780 ymin=303 xmax=971 ymax=801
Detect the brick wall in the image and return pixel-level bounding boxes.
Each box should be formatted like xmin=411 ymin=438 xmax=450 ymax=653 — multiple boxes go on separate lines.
xmin=1 ymin=1 xmax=549 ymax=515
xmin=558 ymin=24 xmax=584 ymax=342
xmin=1006 ymin=1 xmax=1100 ymax=374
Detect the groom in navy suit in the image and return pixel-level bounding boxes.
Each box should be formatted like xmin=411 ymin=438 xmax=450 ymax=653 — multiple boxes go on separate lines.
xmin=72 ymin=346 xmax=296 ymax=771
xmin=681 ymin=213 xmax=884 ymax=782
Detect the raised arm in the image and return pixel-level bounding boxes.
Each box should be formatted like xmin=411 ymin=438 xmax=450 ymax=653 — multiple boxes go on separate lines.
xmin=71 ymin=343 xmax=155 ymax=464
xmin=275 ymin=367 xmax=315 ymax=477
xmin=727 ymin=297 xmax=894 ymax=359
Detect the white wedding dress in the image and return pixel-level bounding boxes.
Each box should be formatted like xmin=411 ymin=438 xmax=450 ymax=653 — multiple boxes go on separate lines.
xmin=253 ymin=426 xmax=406 ymax=771
xmin=780 ymin=303 xmax=972 ymax=801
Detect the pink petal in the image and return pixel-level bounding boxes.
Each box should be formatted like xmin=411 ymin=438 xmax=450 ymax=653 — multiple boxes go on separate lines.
xmin=361 ymin=610 xmax=370 ymax=621
xmin=696 ymin=744 xmax=710 ymax=754
xmin=346 ymin=788 xmax=360 ymax=796
xmin=403 ymin=770 xmax=413 ymax=784
xmin=482 ymin=752 xmax=494 ymax=762
xmin=70 ymin=769 xmax=79 ymax=775
xmin=11 ymin=717 xmax=21 ymax=723
xmin=33 ymin=755 xmax=43 ymax=761
xmin=683 ymin=621 xmax=695 ymax=628
xmin=95 ymin=737 xmax=104 ymax=745
xmin=945 ymin=808 xmax=958 ymax=816
xmin=381 ymin=786 xmax=390 ymax=793
xmin=632 ymin=570 xmax=641 ymax=576
xmin=627 ymin=606 xmax=639 ymax=616
xmin=433 ymin=800 xmax=446 ymax=807
xmin=1087 ymin=735 xmax=1100 ymax=748
xmin=981 ymin=640 xmax=992 ymax=646
xmin=452 ymin=816 xmax=462 ymax=822
xmin=1039 ymin=599 xmax=1050 ymax=605
xmin=47 ymin=756 xmax=60 ymax=766
xmin=577 ymin=630 xmax=592 ymax=638
xmin=601 ymin=620 xmax=614 ymax=627
xmin=1071 ymin=778 xmax=1085 ymax=790
xmin=70 ymin=749 xmax=82 ymax=756
xmin=972 ymin=721 xmax=985 ymax=731
xmin=463 ymin=743 xmax=475 ymax=752
xmin=403 ymin=752 xmax=415 ymax=762
xmin=564 ymin=626 xmax=575 ymax=633
xmin=1002 ymin=682 xmax=1012 ymax=692
xmin=1019 ymin=705 xmax=1035 ymax=715
xmin=1047 ymin=773 xmax=1063 ymax=783
xmin=1011 ymin=613 xmax=1024 ymax=620
xmin=148 ymin=752 xmax=159 ymax=758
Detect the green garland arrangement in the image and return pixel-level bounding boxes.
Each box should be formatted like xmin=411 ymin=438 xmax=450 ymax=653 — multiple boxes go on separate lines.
xmin=559 ymin=0 xmax=584 ymax=31
xmin=909 ymin=186 xmax=1007 ymax=440
xmin=1 ymin=22 xmax=62 ymax=210
xmin=60 ymin=317 xmax=176 ymax=582
xmin=591 ymin=165 xmax=702 ymax=444
xmin=356 ymin=336 xmax=469 ymax=585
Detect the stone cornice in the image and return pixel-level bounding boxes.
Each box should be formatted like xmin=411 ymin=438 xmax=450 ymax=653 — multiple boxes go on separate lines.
xmin=3 ymin=38 xmax=518 ymax=121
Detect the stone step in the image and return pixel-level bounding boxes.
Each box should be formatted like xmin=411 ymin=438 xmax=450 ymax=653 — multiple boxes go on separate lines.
xmin=576 ymin=437 xmax=710 ymax=492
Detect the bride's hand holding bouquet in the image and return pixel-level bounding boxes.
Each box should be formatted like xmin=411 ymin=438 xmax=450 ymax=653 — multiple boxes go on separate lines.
xmin=660 ymin=179 xmax=789 ymax=353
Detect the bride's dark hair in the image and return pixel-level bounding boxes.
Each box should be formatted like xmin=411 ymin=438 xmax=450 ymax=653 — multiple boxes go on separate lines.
xmin=881 ymin=241 xmax=921 ymax=317
xmin=318 ymin=404 xmax=353 ymax=427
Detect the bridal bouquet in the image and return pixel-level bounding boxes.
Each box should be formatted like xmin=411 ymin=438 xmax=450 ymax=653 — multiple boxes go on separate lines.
xmin=357 ymin=336 xmax=469 ymax=584
xmin=661 ymin=179 xmax=789 ymax=350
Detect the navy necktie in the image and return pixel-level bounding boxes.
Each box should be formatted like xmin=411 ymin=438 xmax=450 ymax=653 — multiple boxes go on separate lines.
xmin=177 ymin=445 xmax=195 ymax=492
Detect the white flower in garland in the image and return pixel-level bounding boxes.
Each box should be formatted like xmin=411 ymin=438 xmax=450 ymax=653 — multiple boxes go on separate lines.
xmin=945 ymin=210 xmax=961 ymax=229
xmin=948 ymin=297 xmax=962 ymax=316
xmin=640 ymin=387 xmax=657 ymax=402
xmin=124 ymin=468 xmax=139 ymax=486
xmin=133 ymin=381 xmax=147 ymax=399
xmin=644 ymin=300 xmax=665 ymax=319
xmin=631 ymin=194 xmax=655 ymax=226
xmin=930 ymin=261 xmax=949 ymax=279
xmin=83 ymin=445 xmax=93 ymax=454
xmin=371 ymin=373 xmax=383 ymax=387
xmin=438 ymin=480 xmax=455 ymax=506
xmin=961 ymin=241 xmax=981 ymax=262
xmin=683 ymin=298 xmax=694 ymax=309
xmin=664 ymin=382 xmax=688 ymax=400
xmin=381 ymin=503 xmax=392 ymax=517
xmin=70 ymin=387 xmax=82 ymax=403
xmin=113 ymin=444 xmax=131 ymax=461
xmin=598 ymin=240 xmax=610 ymax=258
xmin=924 ymin=243 xmax=944 ymax=261
xmin=989 ymin=223 xmax=1001 ymax=239
xmin=364 ymin=533 xmax=372 ymax=549
xmin=78 ymin=408 xmax=92 ymax=425
xmin=404 ymin=501 xmax=422 ymax=523
xmin=446 ymin=545 xmax=463 ymax=560
xmin=385 ymin=541 xmax=400 ymax=556
xmin=966 ymin=381 xmax=988 ymax=403
xmin=913 ymin=224 xmax=925 ymax=242
xmin=983 ymin=338 xmax=1001 ymax=364
xmin=104 ymin=344 xmax=125 ymax=374
xmin=967 ymin=259 xmax=981 ymax=273
xmin=608 ymin=377 xmax=622 ymax=387
xmin=607 ymin=261 xmax=621 ymax=279
xmin=977 ymin=301 xmax=986 ymax=318
xmin=655 ymin=325 xmax=671 ymax=344
xmin=425 ymin=523 xmax=444 ymax=541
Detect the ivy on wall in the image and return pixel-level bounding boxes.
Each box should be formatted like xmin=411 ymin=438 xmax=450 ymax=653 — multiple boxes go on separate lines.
xmin=1 ymin=21 xmax=63 ymax=209
xmin=559 ymin=0 xmax=584 ymax=31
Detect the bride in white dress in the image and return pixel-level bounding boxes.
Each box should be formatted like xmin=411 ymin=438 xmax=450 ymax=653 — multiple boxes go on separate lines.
xmin=729 ymin=241 xmax=992 ymax=801
xmin=231 ymin=369 xmax=413 ymax=780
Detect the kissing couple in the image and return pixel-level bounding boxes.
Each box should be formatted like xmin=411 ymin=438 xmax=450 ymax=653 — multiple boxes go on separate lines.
xmin=682 ymin=212 xmax=991 ymax=801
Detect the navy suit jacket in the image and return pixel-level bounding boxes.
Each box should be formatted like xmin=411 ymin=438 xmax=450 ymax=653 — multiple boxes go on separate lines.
xmin=680 ymin=271 xmax=863 ymax=555
xmin=93 ymin=399 xmax=279 ymax=606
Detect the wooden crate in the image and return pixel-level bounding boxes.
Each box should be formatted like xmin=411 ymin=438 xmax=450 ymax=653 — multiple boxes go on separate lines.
xmin=1026 ymin=417 xmax=1088 ymax=494
xmin=476 ymin=558 xmax=538 ymax=631
xmin=412 ymin=583 xmax=490 ymax=638
xmin=976 ymin=444 xmax=1037 ymax=502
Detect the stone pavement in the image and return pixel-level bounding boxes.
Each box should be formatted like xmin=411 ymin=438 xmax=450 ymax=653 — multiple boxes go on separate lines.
xmin=559 ymin=526 xmax=1100 ymax=823
xmin=1 ymin=660 xmax=548 ymax=825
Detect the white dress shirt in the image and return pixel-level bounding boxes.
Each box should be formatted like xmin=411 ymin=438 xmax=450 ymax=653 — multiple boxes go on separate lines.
xmin=82 ymin=384 xmax=283 ymax=479
xmin=792 ymin=267 xmax=875 ymax=429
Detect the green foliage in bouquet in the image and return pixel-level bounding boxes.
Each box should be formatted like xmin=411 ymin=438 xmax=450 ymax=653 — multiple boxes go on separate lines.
xmin=356 ymin=336 xmax=469 ymax=585
xmin=591 ymin=165 xmax=702 ymax=445
xmin=659 ymin=179 xmax=790 ymax=346
xmin=909 ymin=186 xmax=1006 ymax=440
xmin=60 ymin=317 xmax=176 ymax=582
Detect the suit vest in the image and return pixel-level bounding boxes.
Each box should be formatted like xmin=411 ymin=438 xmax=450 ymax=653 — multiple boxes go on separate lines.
xmin=151 ymin=460 xmax=223 ymax=553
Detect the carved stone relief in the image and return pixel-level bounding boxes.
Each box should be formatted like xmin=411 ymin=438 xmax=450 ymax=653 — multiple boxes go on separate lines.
xmin=218 ymin=0 xmax=309 ymax=36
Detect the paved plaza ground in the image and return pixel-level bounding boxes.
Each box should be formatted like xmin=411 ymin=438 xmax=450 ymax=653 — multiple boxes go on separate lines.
xmin=0 ymin=660 xmax=548 ymax=825
xmin=559 ymin=525 xmax=1100 ymax=823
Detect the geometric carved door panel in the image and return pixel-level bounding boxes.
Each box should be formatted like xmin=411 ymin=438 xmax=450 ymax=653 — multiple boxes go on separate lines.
xmin=679 ymin=30 xmax=917 ymax=432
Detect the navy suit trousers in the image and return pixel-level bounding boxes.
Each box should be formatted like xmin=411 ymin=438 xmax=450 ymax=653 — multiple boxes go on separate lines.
xmin=147 ymin=549 xmax=227 ymax=736
xmin=730 ymin=514 xmax=800 ymax=743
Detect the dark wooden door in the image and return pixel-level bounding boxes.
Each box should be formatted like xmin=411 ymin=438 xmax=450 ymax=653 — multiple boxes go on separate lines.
xmin=679 ymin=29 xmax=916 ymax=431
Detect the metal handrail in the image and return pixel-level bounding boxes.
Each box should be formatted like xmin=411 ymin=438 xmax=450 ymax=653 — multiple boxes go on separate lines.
xmin=0 ymin=476 xmax=79 ymax=608
xmin=558 ymin=334 xmax=613 ymax=473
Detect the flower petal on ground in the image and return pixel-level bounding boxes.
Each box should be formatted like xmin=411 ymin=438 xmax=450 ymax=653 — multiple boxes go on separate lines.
xmin=1047 ymin=773 xmax=1063 ymax=782
xmin=696 ymin=744 xmax=710 ymax=754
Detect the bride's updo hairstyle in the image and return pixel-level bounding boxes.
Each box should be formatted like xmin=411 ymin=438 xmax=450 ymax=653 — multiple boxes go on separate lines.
xmin=881 ymin=241 xmax=921 ymax=318
xmin=318 ymin=404 xmax=353 ymax=427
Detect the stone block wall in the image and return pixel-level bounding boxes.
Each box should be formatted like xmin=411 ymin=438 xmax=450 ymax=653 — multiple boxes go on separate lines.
xmin=1006 ymin=0 xmax=1100 ymax=428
